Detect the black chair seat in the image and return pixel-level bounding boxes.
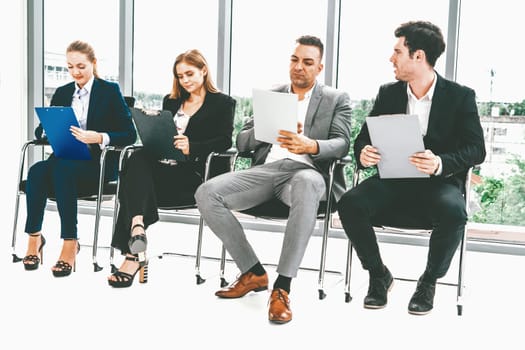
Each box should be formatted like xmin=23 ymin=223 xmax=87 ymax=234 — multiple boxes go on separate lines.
xmin=372 ymin=211 xmax=432 ymax=230
xmin=240 ymin=198 xmax=335 ymax=220
xmin=19 ymin=179 xmax=117 ymax=200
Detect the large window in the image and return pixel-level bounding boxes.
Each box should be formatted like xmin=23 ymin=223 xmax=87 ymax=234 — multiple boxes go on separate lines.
xmin=230 ymin=0 xmax=327 ymax=100
xmin=457 ymin=0 xmax=525 ymax=228
xmin=133 ymin=0 xmax=219 ymax=109
xmin=338 ymin=1 xmax=449 ymax=101
xmin=29 ymin=1 xmax=525 ymax=248
xmin=44 ymin=0 xmax=120 ymax=105
xmin=336 ymin=1 xmax=450 ymax=208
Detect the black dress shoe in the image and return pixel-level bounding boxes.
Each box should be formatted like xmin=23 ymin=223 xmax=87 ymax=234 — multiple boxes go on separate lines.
xmin=364 ymin=267 xmax=394 ymax=309
xmin=408 ymin=278 xmax=436 ymax=315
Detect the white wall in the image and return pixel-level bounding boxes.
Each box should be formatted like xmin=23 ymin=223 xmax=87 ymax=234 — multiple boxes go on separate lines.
xmin=0 ymin=2 xmax=26 ymax=230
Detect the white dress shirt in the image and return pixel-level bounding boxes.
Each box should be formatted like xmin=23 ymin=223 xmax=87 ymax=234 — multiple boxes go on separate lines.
xmin=406 ymin=72 xmax=442 ymax=175
xmin=71 ymin=77 xmax=110 ymax=149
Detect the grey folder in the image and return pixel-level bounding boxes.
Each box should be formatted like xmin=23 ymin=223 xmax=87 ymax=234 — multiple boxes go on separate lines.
xmin=366 ymin=114 xmax=428 ymax=179
xmin=131 ymin=108 xmax=185 ymax=161
xmin=34 ymin=106 xmax=92 ymax=160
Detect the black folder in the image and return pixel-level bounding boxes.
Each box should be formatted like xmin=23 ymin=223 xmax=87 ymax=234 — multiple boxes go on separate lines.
xmin=131 ymin=108 xmax=185 ymax=161
xmin=34 ymin=107 xmax=92 ymax=160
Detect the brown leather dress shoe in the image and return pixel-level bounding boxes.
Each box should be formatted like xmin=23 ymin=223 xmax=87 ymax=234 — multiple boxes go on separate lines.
xmin=268 ymin=288 xmax=292 ymax=324
xmin=215 ymin=272 xmax=268 ymax=298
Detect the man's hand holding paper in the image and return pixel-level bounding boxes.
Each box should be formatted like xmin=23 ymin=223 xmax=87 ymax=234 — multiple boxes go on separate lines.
xmin=277 ymin=122 xmax=318 ymax=154
xmin=410 ymin=149 xmax=441 ymax=175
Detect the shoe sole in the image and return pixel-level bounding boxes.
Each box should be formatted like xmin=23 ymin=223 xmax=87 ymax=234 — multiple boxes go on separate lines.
xmin=408 ymin=308 xmax=433 ymax=316
xmin=215 ymin=286 xmax=268 ymax=299
xmin=23 ymin=264 xmax=39 ymax=271
xmin=269 ymin=317 xmax=292 ymax=324
xmin=363 ymin=279 xmax=394 ymax=309
xmin=364 ymin=303 xmax=387 ymax=309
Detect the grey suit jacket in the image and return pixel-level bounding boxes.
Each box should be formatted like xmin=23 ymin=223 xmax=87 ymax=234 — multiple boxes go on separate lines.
xmin=236 ymin=82 xmax=352 ymax=201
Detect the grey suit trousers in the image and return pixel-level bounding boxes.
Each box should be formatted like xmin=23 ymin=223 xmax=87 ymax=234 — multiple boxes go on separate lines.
xmin=195 ymin=159 xmax=326 ymax=278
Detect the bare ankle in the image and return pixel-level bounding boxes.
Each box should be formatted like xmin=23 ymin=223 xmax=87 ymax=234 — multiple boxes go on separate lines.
xmin=131 ymin=223 xmax=145 ymax=237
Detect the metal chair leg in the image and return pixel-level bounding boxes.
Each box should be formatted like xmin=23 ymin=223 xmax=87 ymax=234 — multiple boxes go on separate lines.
xmin=195 ymin=216 xmax=206 ymax=285
xmin=344 ymin=240 xmax=353 ymax=303
xmin=317 ymin=162 xmax=335 ymax=300
xmin=11 ymin=141 xmax=33 ymax=263
xmin=92 ymin=148 xmax=108 ymax=272
xmin=456 ymin=226 xmax=468 ymax=316
xmin=219 ymin=245 xmax=228 ymax=287
xmin=317 ymin=210 xmax=330 ymax=300
xmin=11 ymin=192 xmax=23 ymax=263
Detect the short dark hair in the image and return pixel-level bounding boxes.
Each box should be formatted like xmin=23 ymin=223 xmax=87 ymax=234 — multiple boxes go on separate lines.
xmin=395 ymin=21 xmax=445 ymax=67
xmin=296 ymin=35 xmax=324 ymax=60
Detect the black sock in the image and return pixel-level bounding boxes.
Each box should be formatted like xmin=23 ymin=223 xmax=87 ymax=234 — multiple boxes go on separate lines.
xmin=247 ymin=262 xmax=266 ymax=276
xmin=273 ymin=275 xmax=291 ymax=294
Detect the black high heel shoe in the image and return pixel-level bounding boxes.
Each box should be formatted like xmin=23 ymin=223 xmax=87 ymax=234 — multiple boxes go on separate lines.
xmin=23 ymin=234 xmax=46 ymax=271
xmin=128 ymin=223 xmax=147 ymax=263
xmin=52 ymin=240 xmax=80 ymax=278
xmin=107 ymin=254 xmax=149 ymax=288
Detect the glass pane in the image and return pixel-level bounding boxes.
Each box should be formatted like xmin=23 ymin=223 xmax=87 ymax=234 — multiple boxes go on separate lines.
xmin=338 ymin=1 xmax=449 ymax=101
xmin=457 ymin=1 xmax=525 ymax=232
xmin=337 ymin=1 xmax=449 ymax=184
xmin=230 ymin=0 xmax=327 ymax=118
xmin=133 ymin=0 xmax=219 ymax=109
xmin=44 ymin=0 xmax=119 ymax=106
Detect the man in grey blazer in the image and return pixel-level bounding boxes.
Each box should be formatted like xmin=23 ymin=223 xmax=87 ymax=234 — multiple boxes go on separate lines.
xmin=195 ymin=35 xmax=351 ymax=324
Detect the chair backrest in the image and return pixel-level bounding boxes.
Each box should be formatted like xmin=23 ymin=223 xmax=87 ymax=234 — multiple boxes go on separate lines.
xmin=124 ymin=96 xmax=136 ymax=108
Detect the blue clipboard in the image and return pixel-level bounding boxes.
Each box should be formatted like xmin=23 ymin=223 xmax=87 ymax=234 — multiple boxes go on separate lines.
xmin=35 ymin=107 xmax=92 ymax=160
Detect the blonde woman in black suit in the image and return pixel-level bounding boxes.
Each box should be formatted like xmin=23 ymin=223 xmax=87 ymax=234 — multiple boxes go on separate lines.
xmin=22 ymin=40 xmax=136 ymax=277
xmin=108 ymin=49 xmax=236 ymax=288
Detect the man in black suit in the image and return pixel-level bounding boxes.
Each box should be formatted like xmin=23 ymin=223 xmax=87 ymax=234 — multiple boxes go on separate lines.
xmin=337 ymin=21 xmax=486 ymax=315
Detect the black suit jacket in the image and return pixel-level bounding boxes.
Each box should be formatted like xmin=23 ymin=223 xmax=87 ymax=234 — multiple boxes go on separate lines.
xmin=35 ymin=78 xmax=137 ymax=179
xmin=163 ymin=91 xmax=236 ymax=177
xmin=355 ymin=73 xmax=486 ymax=190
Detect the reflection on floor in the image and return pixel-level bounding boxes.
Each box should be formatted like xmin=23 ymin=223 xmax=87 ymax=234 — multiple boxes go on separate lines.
xmin=4 ymin=210 xmax=525 ymax=350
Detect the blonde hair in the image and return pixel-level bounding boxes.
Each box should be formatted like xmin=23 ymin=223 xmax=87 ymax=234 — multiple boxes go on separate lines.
xmin=66 ymin=40 xmax=99 ymax=78
xmin=170 ymin=49 xmax=219 ymax=99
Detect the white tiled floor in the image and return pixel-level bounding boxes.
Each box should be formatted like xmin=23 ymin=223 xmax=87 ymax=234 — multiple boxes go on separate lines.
xmin=3 ymin=207 xmax=525 ymax=350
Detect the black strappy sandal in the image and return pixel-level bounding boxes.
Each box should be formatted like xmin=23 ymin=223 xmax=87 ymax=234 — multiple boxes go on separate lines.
xmin=107 ymin=255 xmax=149 ymax=288
xmin=52 ymin=239 xmax=80 ymax=277
xmin=128 ymin=223 xmax=147 ymax=263
xmin=23 ymin=234 xmax=46 ymax=271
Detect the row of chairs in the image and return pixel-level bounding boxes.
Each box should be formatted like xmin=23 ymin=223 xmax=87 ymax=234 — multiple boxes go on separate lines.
xmin=10 ymin=99 xmax=471 ymax=314
xmin=10 ymin=113 xmax=348 ymax=301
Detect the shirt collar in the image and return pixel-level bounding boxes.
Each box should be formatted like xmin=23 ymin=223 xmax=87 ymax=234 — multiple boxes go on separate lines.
xmin=287 ymin=83 xmax=315 ymax=100
xmin=76 ymin=76 xmax=95 ymax=95
xmin=406 ymin=71 xmax=437 ymax=101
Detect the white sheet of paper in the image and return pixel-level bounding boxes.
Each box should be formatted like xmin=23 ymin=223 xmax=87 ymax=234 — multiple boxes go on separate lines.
xmin=252 ymin=88 xmax=298 ymax=144
xmin=366 ymin=114 xmax=429 ymax=179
